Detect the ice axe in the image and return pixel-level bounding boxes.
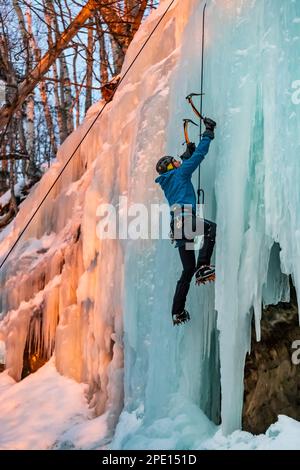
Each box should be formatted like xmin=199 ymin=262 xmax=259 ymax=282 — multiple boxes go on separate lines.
xmin=183 ymin=118 xmax=198 ymax=145
xmin=185 ymin=93 xmax=205 ymax=121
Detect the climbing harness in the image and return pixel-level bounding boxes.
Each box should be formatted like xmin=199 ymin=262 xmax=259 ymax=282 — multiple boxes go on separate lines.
xmin=169 ymin=205 xmax=197 ymax=248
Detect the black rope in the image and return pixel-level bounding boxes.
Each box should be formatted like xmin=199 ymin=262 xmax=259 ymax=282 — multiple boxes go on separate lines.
xmin=0 ymin=0 xmax=176 ymax=271
xmin=197 ymin=2 xmax=206 ymax=206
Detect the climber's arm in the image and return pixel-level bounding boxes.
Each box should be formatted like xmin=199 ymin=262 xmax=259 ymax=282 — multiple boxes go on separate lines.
xmin=180 ymin=136 xmax=212 ymax=176
xmin=179 ymin=117 xmax=216 ymax=177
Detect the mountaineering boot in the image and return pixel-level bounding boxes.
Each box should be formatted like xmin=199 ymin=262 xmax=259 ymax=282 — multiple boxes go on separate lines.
xmin=172 ymin=309 xmax=191 ymax=326
xmin=195 ymin=265 xmax=215 ymax=285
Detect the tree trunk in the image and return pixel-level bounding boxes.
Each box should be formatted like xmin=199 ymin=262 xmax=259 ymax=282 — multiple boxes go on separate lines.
xmin=72 ymin=46 xmax=81 ymax=128
xmin=37 ymin=53 xmax=58 ymax=159
xmin=12 ymin=0 xmax=30 ymax=74
xmin=101 ymin=0 xmax=147 ymax=73
xmin=0 ymin=0 xmax=101 ymax=129
xmin=27 ymin=6 xmax=57 ymax=158
xmin=25 ymin=7 xmax=36 ymax=180
xmin=85 ymin=18 xmax=93 ymax=113
xmin=98 ymin=19 xmax=109 ymax=86
xmin=50 ymin=3 xmax=73 ymax=141
xmin=16 ymin=109 xmax=28 ymax=177
xmin=61 ymin=54 xmax=74 ymax=136
xmin=44 ymin=0 xmax=65 ymax=145
xmin=110 ymin=35 xmax=125 ymax=75
xmin=131 ymin=1 xmax=148 ymax=37
xmin=52 ymin=61 xmax=65 ymax=145
xmin=58 ymin=53 xmax=68 ymax=140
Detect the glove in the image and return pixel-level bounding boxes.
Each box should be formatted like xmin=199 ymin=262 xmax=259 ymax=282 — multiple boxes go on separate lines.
xmin=203 ymin=117 xmax=216 ymax=140
xmin=187 ymin=142 xmax=196 ymax=153
xmin=180 ymin=142 xmax=196 ymax=160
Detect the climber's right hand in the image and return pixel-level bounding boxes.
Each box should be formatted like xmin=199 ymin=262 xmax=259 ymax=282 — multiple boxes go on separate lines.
xmin=180 ymin=142 xmax=196 ymax=160
xmin=187 ymin=142 xmax=196 ymax=154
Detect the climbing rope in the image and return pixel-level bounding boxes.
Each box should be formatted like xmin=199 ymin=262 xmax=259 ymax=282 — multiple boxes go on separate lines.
xmin=197 ymin=2 xmax=207 ymax=206
xmin=0 ymin=0 xmax=176 ymax=271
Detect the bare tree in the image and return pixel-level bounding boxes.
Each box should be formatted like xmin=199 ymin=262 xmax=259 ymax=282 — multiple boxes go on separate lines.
xmin=0 ymin=0 xmax=159 ymax=230
xmin=101 ymin=0 xmax=148 ymax=73
xmin=0 ymin=0 xmax=102 ymax=129
xmin=24 ymin=7 xmax=36 ymax=180
xmin=85 ymin=17 xmax=94 ymax=113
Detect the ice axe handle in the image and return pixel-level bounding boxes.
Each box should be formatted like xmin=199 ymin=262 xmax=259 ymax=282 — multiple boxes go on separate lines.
xmin=183 ymin=119 xmax=198 ymax=144
xmin=185 ymin=94 xmax=205 ymax=121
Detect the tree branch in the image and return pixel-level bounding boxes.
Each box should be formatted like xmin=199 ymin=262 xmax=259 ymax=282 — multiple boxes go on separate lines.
xmin=0 ymin=0 xmax=101 ymax=129
xmin=0 ymin=153 xmax=29 ymax=160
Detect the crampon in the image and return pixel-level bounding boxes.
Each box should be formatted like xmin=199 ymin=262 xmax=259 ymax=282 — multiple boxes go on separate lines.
xmin=172 ymin=309 xmax=191 ymax=326
xmin=195 ymin=265 xmax=215 ymax=285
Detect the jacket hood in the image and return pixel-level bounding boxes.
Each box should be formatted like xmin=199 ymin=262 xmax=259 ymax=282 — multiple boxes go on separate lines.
xmin=155 ymin=169 xmax=176 ymax=188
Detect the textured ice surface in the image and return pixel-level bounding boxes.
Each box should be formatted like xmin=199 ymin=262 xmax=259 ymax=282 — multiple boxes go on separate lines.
xmin=0 ymin=0 xmax=300 ymax=448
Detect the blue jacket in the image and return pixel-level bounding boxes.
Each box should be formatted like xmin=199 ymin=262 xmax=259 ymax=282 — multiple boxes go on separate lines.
xmin=155 ymin=136 xmax=212 ymax=213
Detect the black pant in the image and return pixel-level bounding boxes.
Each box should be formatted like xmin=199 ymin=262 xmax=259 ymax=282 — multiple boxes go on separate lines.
xmin=171 ymin=219 xmax=216 ymax=317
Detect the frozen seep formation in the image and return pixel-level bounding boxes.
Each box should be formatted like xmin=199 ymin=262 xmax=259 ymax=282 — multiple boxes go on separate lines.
xmin=114 ymin=0 xmax=300 ymax=444
xmin=0 ymin=0 xmax=299 ymax=448
xmin=210 ymin=0 xmax=300 ymax=434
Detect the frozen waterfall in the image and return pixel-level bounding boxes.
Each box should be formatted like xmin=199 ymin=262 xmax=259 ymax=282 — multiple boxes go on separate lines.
xmin=0 ymin=0 xmax=300 ymax=448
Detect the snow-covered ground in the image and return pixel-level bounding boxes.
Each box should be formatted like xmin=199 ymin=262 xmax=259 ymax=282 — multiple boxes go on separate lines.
xmin=0 ymin=182 xmax=25 ymax=210
xmin=0 ymin=360 xmax=111 ymax=450
xmin=204 ymin=417 xmax=300 ymax=450
xmin=0 ymin=361 xmax=88 ymax=450
xmin=1 ymin=362 xmax=300 ymax=450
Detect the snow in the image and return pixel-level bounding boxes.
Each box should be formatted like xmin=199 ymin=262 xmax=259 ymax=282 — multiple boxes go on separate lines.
xmin=1 ymin=366 xmax=300 ymax=450
xmin=0 ymin=0 xmax=300 ymax=451
xmin=204 ymin=416 xmax=300 ymax=451
xmin=0 ymin=182 xmax=24 ymax=209
xmin=112 ymin=399 xmax=216 ymax=450
xmin=0 ymin=361 xmax=90 ymax=450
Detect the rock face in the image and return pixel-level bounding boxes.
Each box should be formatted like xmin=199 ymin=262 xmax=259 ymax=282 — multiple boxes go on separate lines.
xmin=243 ymin=285 xmax=300 ymax=434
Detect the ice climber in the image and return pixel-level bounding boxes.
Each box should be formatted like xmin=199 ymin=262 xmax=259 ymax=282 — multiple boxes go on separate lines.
xmin=155 ymin=117 xmax=217 ymax=326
